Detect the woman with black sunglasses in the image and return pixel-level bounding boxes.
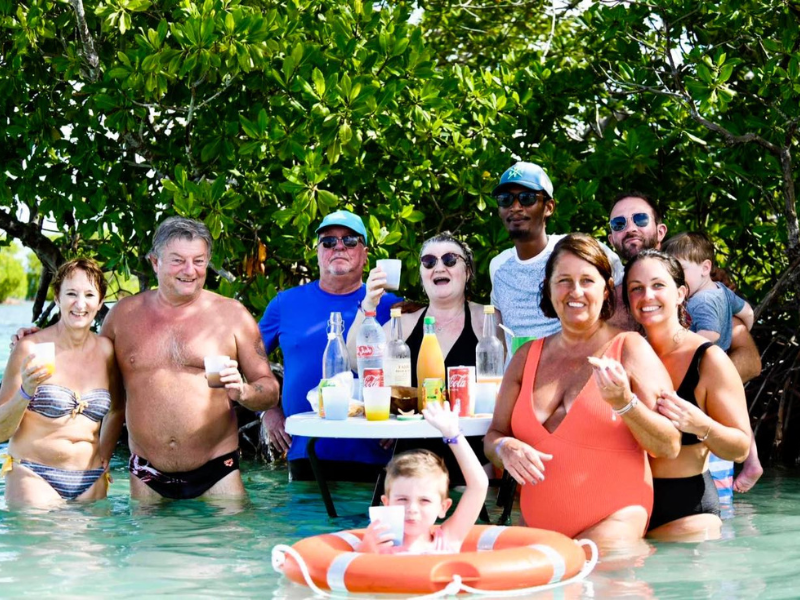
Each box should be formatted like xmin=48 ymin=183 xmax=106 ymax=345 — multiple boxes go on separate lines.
xmin=347 ymin=231 xmax=499 ymax=481
xmin=348 ymin=231 xmax=500 ymax=387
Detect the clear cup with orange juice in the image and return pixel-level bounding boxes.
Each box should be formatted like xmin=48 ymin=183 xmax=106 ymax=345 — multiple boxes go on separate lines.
xmin=364 ymin=386 xmax=391 ymax=421
xmin=33 ymin=343 xmax=56 ymax=376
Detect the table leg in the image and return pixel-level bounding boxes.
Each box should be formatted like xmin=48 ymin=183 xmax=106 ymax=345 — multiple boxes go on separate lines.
xmin=372 ymin=439 xmax=398 ymax=506
xmin=307 ymin=437 xmax=337 ymax=518
xmin=496 ymin=471 xmax=517 ymax=526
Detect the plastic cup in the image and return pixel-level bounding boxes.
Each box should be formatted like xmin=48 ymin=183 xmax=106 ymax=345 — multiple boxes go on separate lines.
xmin=511 ymin=336 xmax=536 ymax=355
xmin=204 ymin=355 xmax=230 ymax=388
xmin=474 ymin=381 xmax=499 ymax=414
xmin=32 ymin=343 xmax=56 ymax=376
xmin=369 ymin=505 xmax=405 ymax=546
xmin=376 ymin=259 xmax=402 ymax=290
xmin=363 ymin=386 xmax=391 ymax=421
xmin=322 ymin=386 xmax=350 ymax=420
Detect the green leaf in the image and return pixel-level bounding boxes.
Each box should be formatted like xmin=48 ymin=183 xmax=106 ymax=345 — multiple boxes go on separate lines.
xmin=312 ymin=68 xmax=326 ymax=96
xmin=211 ymin=176 xmax=226 ymax=200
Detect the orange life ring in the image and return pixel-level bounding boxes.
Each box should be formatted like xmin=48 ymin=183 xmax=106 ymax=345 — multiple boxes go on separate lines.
xmin=278 ymin=524 xmax=589 ymax=595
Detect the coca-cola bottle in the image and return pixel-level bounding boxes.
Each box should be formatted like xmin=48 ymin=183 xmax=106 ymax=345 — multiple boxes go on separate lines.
xmin=357 ymin=309 xmax=386 ymax=393
xmin=384 ymin=308 xmax=411 ymax=386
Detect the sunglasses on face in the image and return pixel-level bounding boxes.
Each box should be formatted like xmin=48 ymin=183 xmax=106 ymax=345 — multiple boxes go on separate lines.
xmin=493 ymin=190 xmax=547 ymax=208
xmin=317 ymin=235 xmax=364 ymax=249
xmin=609 ymin=212 xmax=651 ymax=232
xmin=420 ymin=253 xmax=465 ymax=269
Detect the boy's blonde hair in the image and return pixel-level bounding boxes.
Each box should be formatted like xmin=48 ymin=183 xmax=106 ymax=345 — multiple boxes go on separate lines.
xmin=384 ymin=449 xmax=449 ymax=499
xmin=662 ymin=231 xmax=715 ymax=265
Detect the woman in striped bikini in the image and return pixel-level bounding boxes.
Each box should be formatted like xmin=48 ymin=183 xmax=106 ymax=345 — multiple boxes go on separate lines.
xmin=1 ymin=258 xmax=124 ymax=508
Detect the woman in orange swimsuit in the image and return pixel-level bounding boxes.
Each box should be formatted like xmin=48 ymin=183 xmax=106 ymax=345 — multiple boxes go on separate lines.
xmin=485 ymin=234 xmax=680 ymax=550
xmin=0 ymin=258 xmax=124 ymax=508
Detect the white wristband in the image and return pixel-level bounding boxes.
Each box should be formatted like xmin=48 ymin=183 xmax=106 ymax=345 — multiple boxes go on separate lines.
xmin=613 ymin=394 xmax=639 ymax=416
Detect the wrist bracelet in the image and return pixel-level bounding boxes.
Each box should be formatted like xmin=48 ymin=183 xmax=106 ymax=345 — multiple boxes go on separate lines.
xmin=496 ymin=438 xmax=509 ymax=454
xmin=443 ymin=432 xmax=462 ymax=445
xmin=19 ymin=385 xmax=33 ymax=401
xmin=613 ymin=394 xmax=639 ymax=416
xmin=697 ymin=425 xmax=712 ymax=442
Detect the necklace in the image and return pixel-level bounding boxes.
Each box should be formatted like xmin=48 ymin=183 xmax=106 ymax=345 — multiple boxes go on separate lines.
xmin=429 ymin=310 xmax=464 ymax=332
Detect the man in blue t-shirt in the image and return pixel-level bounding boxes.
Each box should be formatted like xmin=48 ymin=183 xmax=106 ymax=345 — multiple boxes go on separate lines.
xmin=259 ymin=210 xmax=401 ymax=481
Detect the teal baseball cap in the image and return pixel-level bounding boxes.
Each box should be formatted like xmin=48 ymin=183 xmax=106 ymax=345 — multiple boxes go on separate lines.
xmin=315 ymin=210 xmax=368 ymax=244
xmin=493 ymin=162 xmax=554 ymax=197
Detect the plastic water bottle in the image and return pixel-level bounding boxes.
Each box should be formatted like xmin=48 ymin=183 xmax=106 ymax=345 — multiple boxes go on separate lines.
xmin=475 ymin=305 xmax=504 ymax=413
xmin=384 ymin=308 xmax=411 ymax=386
xmin=357 ymin=309 xmax=386 ymax=392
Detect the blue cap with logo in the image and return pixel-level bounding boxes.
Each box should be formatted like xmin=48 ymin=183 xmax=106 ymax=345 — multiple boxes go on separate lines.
xmin=492 ymin=162 xmax=554 ymax=198
xmin=315 ymin=209 xmax=368 ymax=244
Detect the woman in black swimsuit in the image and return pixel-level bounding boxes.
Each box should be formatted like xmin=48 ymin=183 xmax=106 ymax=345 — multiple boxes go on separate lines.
xmin=348 ymin=232 xmax=497 ymax=482
xmin=623 ymin=250 xmax=751 ymax=541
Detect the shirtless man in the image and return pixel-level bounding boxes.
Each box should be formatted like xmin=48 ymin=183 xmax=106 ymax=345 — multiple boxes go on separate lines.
xmin=16 ymin=217 xmax=280 ymax=500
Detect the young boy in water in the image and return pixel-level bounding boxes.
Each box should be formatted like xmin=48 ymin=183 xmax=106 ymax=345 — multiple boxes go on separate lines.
xmin=662 ymin=232 xmax=754 ymax=348
xmin=358 ymin=402 xmax=489 ymax=554
xmin=663 ymin=231 xmax=763 ymax=496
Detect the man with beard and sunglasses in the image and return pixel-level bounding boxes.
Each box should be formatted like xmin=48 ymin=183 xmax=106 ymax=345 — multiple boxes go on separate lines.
xmin=606 ymin=190 xmax=763 ymax=494
xmin=258 ymin=210 xmax=401 ymax=482
xmin=489 ymin=162 xmax=623 ymax=354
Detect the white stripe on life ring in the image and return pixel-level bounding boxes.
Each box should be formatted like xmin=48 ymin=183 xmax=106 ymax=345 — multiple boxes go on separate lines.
xmin=529 ymin=544 xmax=566 ymax=583
xmin=477 ymin=526 xmax=506 ymax=551
xmin=327 ymin=551 xmax=360 ymax=592
xmin=331 ymin=530 xmax=361 ymax=550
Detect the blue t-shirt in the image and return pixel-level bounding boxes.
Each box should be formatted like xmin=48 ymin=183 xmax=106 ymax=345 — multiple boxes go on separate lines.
xmin=687 ymin=282 xmax=746 ymax=351
xmin=259 ymin=281 xmax=401 ymax=462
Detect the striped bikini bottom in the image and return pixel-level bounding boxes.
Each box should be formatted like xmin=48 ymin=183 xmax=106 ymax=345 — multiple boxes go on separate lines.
xmin=1 ymin=454 xmax=105 ymax=500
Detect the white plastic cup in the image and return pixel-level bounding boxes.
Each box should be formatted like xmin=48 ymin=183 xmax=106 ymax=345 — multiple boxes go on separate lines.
xmin=363 ymin=386 xmax=391 ymax=421
xmin=474 ymin=381 xmax=499 ymax=415
xmin=204 ymin=355 xmax=230 ymax=389
xmin=369 ymin=505 xmax=405 ymax=546
xmin=376 ymin=259 xmax=402 ymax=290
xmin=32 ymin=342 xmax=56 ymax=376
xmin=322 ymin=386 xmax=350 ymax=420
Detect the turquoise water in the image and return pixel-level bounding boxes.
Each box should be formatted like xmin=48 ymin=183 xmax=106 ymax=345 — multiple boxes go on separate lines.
xmin=2 ymin=302 xmax=800 ymax=599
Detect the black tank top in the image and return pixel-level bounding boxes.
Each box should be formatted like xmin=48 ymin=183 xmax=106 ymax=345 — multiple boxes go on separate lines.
xmin=406 ymin=303 xmax=479 ymax=387
xmin=675 ymin=342 xmax=713 ymax=445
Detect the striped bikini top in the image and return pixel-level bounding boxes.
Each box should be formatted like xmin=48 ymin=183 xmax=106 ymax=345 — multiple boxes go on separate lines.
xmin=27 ymin=384 xmax=111 ymax=422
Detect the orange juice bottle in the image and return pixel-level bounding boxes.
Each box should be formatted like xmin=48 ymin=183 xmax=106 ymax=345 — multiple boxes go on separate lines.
xmin=417 ymin=316 xmax=446 ymax=411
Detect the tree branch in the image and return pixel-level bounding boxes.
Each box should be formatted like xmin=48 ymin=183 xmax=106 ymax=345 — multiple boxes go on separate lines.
xmin=68 ymin=0 xmax=100 ymax=81
xmin=754 ymin=251 xmax=800 ymax=322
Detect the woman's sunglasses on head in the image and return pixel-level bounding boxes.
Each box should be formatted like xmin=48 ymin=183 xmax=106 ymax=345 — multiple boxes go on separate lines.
xmin=493 ymin=190 xmax=548 ymax=208
xmin=609 ymin=213 xmax=651 ymax=232
xmin=421 ymin=253 xmax=465 ymax=269
xmin=317 ymin=235 xmax=365 ymax=249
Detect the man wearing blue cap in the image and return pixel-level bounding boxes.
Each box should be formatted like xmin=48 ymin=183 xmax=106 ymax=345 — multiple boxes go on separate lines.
xmin=489 ymin=162 xmax=623 ymax=350
xmin=259 ymin=210 xmax=402 ymax=481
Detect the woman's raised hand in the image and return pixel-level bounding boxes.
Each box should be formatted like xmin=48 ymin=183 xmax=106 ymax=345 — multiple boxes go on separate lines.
xmin=21 ymin=353 xmax=51 ymax=397
xmin=361 ymin=266 xmax=388 ymax=312
xmin=496 ymin=437 xmax=552 ymax=486
xmin=588 ymin=356 xmax=632 ymax=409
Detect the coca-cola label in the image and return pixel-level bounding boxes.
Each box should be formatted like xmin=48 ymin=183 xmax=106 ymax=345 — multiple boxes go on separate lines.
xmin=357 ymin=345 xmax=384 ymax=358
xmin=363 ymin=368 xmax=384 ymax=388
xmin=448 ymin=366 xmax=475 ymax=417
